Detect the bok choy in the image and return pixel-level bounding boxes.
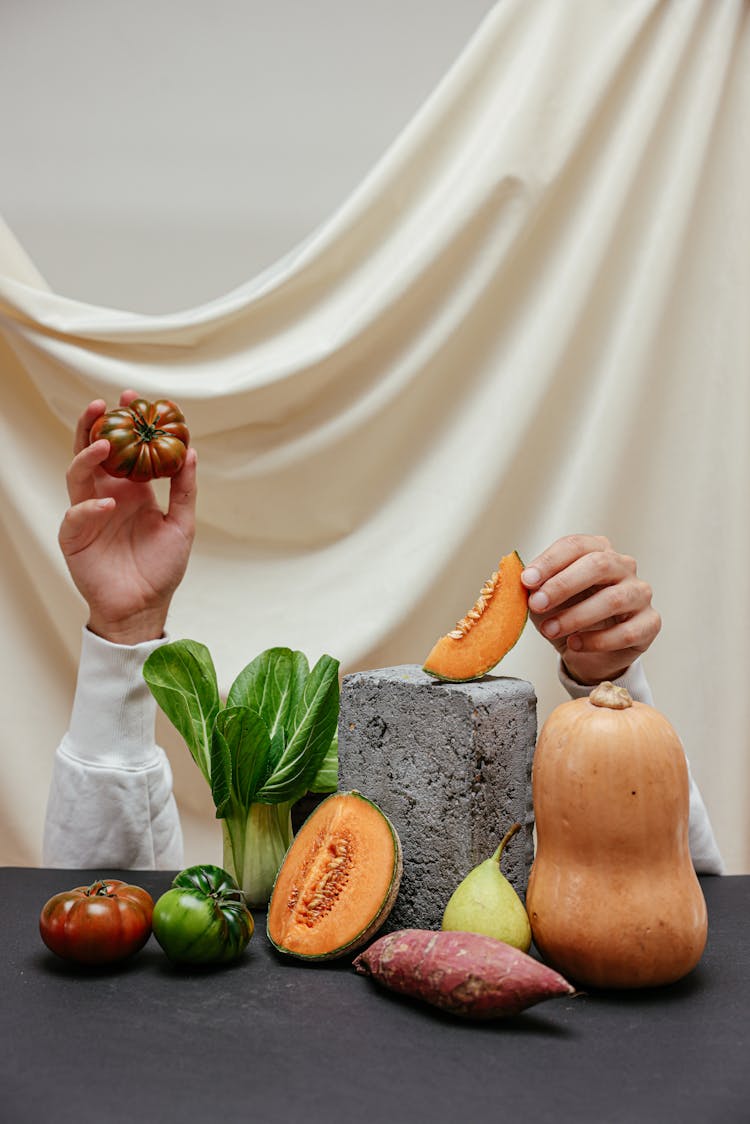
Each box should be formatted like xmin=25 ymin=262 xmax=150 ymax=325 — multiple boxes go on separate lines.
xmin=143 ymin=640 xmax=340 ymax=905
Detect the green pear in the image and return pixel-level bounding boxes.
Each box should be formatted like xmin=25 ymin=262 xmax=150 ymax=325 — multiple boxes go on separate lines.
xmin=441 ymin=823 xmax=532 ymax=951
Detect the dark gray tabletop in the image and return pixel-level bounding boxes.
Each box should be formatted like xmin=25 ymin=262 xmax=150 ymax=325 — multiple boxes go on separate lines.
xmin=2 ymin=868 xmax=748 ymax=1123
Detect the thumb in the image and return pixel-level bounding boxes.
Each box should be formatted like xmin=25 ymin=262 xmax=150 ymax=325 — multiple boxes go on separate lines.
xmin=59 ymin=497 xmax=116 ymax=557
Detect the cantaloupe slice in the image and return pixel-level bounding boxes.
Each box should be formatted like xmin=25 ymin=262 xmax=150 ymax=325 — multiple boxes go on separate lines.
xmin=423 ymin=551 xmax=529 ymax=682
xmin=267 ymin=791 xmax=402 ymax=960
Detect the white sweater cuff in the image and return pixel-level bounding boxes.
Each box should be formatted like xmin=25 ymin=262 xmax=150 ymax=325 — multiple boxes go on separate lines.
xmin=66 ymin=627 xmax=168 ymax=769
xmin=557 ymin=655 xmax=654 ymax=705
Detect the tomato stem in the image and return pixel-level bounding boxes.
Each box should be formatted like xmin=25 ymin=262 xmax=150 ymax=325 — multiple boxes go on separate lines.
xmin=86 ymin=879 xmax=115 ymax=898
xmin=132 ymin=407 xmax=166 ymax=444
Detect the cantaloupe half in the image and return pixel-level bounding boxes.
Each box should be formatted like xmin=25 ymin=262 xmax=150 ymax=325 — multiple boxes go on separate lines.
xmin=267 ymin=791 xmax=402 ymax=960
xmin=423 ymin=551 xmax=529 ymax=682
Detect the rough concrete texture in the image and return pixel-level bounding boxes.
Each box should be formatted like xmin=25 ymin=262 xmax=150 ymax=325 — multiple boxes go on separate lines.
xmin=338 ymin=665 xmax=537 ymax=932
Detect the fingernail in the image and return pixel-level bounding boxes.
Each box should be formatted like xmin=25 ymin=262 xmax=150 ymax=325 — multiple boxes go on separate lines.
xmin=96 ymin=498 xmax=114 ymax=509
xmin=522 ymin=567 xmax=542 ymax=587
xmin=543 ymin=619 xmax=560 ymax=638
xmin=567 ymin=635 xmax=582 ymax=651
xmin=529 ymin=591 xmax=549 ymax=612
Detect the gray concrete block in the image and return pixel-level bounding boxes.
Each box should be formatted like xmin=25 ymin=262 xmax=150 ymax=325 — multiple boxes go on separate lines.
xmin=338 ymin=664 xmax=537 ymax=932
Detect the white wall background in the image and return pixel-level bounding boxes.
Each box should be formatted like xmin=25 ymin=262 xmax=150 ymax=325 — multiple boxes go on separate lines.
xmin=2 ymin=0 xmax=495 ymax=312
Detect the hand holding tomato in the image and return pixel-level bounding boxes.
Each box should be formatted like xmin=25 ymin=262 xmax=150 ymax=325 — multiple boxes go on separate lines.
xmin=90 ymin=398 xmax=190 ymax=483
xmin=58 ymin=390 xmax=197 ymax=645
xmin=39 ymin=879 xmax=154 ymax=965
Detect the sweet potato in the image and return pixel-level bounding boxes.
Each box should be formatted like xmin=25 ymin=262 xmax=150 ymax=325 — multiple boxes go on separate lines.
xmin=352 ymin=929 xmax=575 ymax=1018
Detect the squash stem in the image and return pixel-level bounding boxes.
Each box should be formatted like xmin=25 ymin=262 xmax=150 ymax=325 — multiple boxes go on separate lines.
xmin=590 ymin=681 xmax=633 ymax=709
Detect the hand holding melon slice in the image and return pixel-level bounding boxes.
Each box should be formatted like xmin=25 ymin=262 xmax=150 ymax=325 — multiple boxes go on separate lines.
xmin=423 ymin=551 xmax=529 ymax=682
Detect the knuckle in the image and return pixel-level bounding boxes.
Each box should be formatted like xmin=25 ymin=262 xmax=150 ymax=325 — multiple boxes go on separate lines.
xmin=540 ymin=573 xmax=561 ymax=601
xmin=619 ymin=622 xmax=640 ymax=649
xmin=608 ymin=586 xmax=629 ymax=614
xmin=562 ymin=534 xmax=583 ymax=554
xmin=533 ymin=545 xmax=560 ymax=578
xmin=582 ymin=631 xmax=604 ymax=653
xmin=591 ymin=551 xmax=611 ymax=579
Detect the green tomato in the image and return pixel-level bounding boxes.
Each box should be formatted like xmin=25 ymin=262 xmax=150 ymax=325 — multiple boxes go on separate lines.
xmin=152 ymin=864 xmax=254 ymax=966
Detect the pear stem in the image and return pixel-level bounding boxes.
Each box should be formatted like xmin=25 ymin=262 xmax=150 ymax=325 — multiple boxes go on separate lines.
xmin=492 ymin=822 xmax=522 ymax=865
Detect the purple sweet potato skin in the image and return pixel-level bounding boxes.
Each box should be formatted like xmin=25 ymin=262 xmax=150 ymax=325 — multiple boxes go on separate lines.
xmin=353 ymin=929 xmax=575 ymax=1018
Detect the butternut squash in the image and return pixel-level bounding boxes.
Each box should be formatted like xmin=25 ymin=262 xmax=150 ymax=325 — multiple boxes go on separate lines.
xmin=526 ymin=682 xmax=707 ymax=989
xmin=423 ymin=551 xmax=528 ymax=682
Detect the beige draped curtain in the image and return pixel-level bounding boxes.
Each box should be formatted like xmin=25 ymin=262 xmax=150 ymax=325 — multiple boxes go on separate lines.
xmin=1 ymin=0 xmax=748 ymax=871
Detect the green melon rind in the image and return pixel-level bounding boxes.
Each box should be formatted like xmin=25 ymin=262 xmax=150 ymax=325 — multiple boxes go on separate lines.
xmin=266 ymin=790 xmax=403 ymax=961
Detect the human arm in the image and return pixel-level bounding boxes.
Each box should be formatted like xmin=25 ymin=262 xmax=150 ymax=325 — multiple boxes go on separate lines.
xmin=44 ymin=392 xmax=196 ymax=868
xmin=43 ymin=629 xmax=184 ymax=868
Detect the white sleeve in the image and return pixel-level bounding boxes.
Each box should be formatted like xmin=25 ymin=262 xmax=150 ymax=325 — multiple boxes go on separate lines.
xmin=557 ymin=657 xmax=725 ymax=875
xmin=43 ymin=628 xmax=184 ymax=870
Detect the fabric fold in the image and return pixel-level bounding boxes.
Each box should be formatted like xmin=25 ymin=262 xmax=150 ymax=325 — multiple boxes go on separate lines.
xmin=0 ymin=0 xmax=746 ymax=871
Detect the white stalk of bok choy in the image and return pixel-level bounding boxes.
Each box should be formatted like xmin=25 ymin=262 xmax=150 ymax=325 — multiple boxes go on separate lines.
xmin=143 ymin=641 xmax=340 ymax=905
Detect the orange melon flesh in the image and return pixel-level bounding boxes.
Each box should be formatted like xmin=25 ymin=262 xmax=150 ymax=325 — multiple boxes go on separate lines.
xmin=423 ymin=551 xmax=529 ymax=682
xmin=267 ymin=791 xmax=402 ymax=960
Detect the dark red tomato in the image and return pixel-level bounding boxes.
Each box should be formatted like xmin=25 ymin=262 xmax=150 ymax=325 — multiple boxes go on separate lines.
xmin=90 ymin=398 xmax=190 ymax=483
xmin=39 ymin=879 xmax=154 ymax=965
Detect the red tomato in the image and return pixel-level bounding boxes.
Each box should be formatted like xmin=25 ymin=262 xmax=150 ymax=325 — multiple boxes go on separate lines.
xmin=39 ymin=879 xmax=154 ymax=965
xmin=89 ymin=398 xmax=190 ymax=483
